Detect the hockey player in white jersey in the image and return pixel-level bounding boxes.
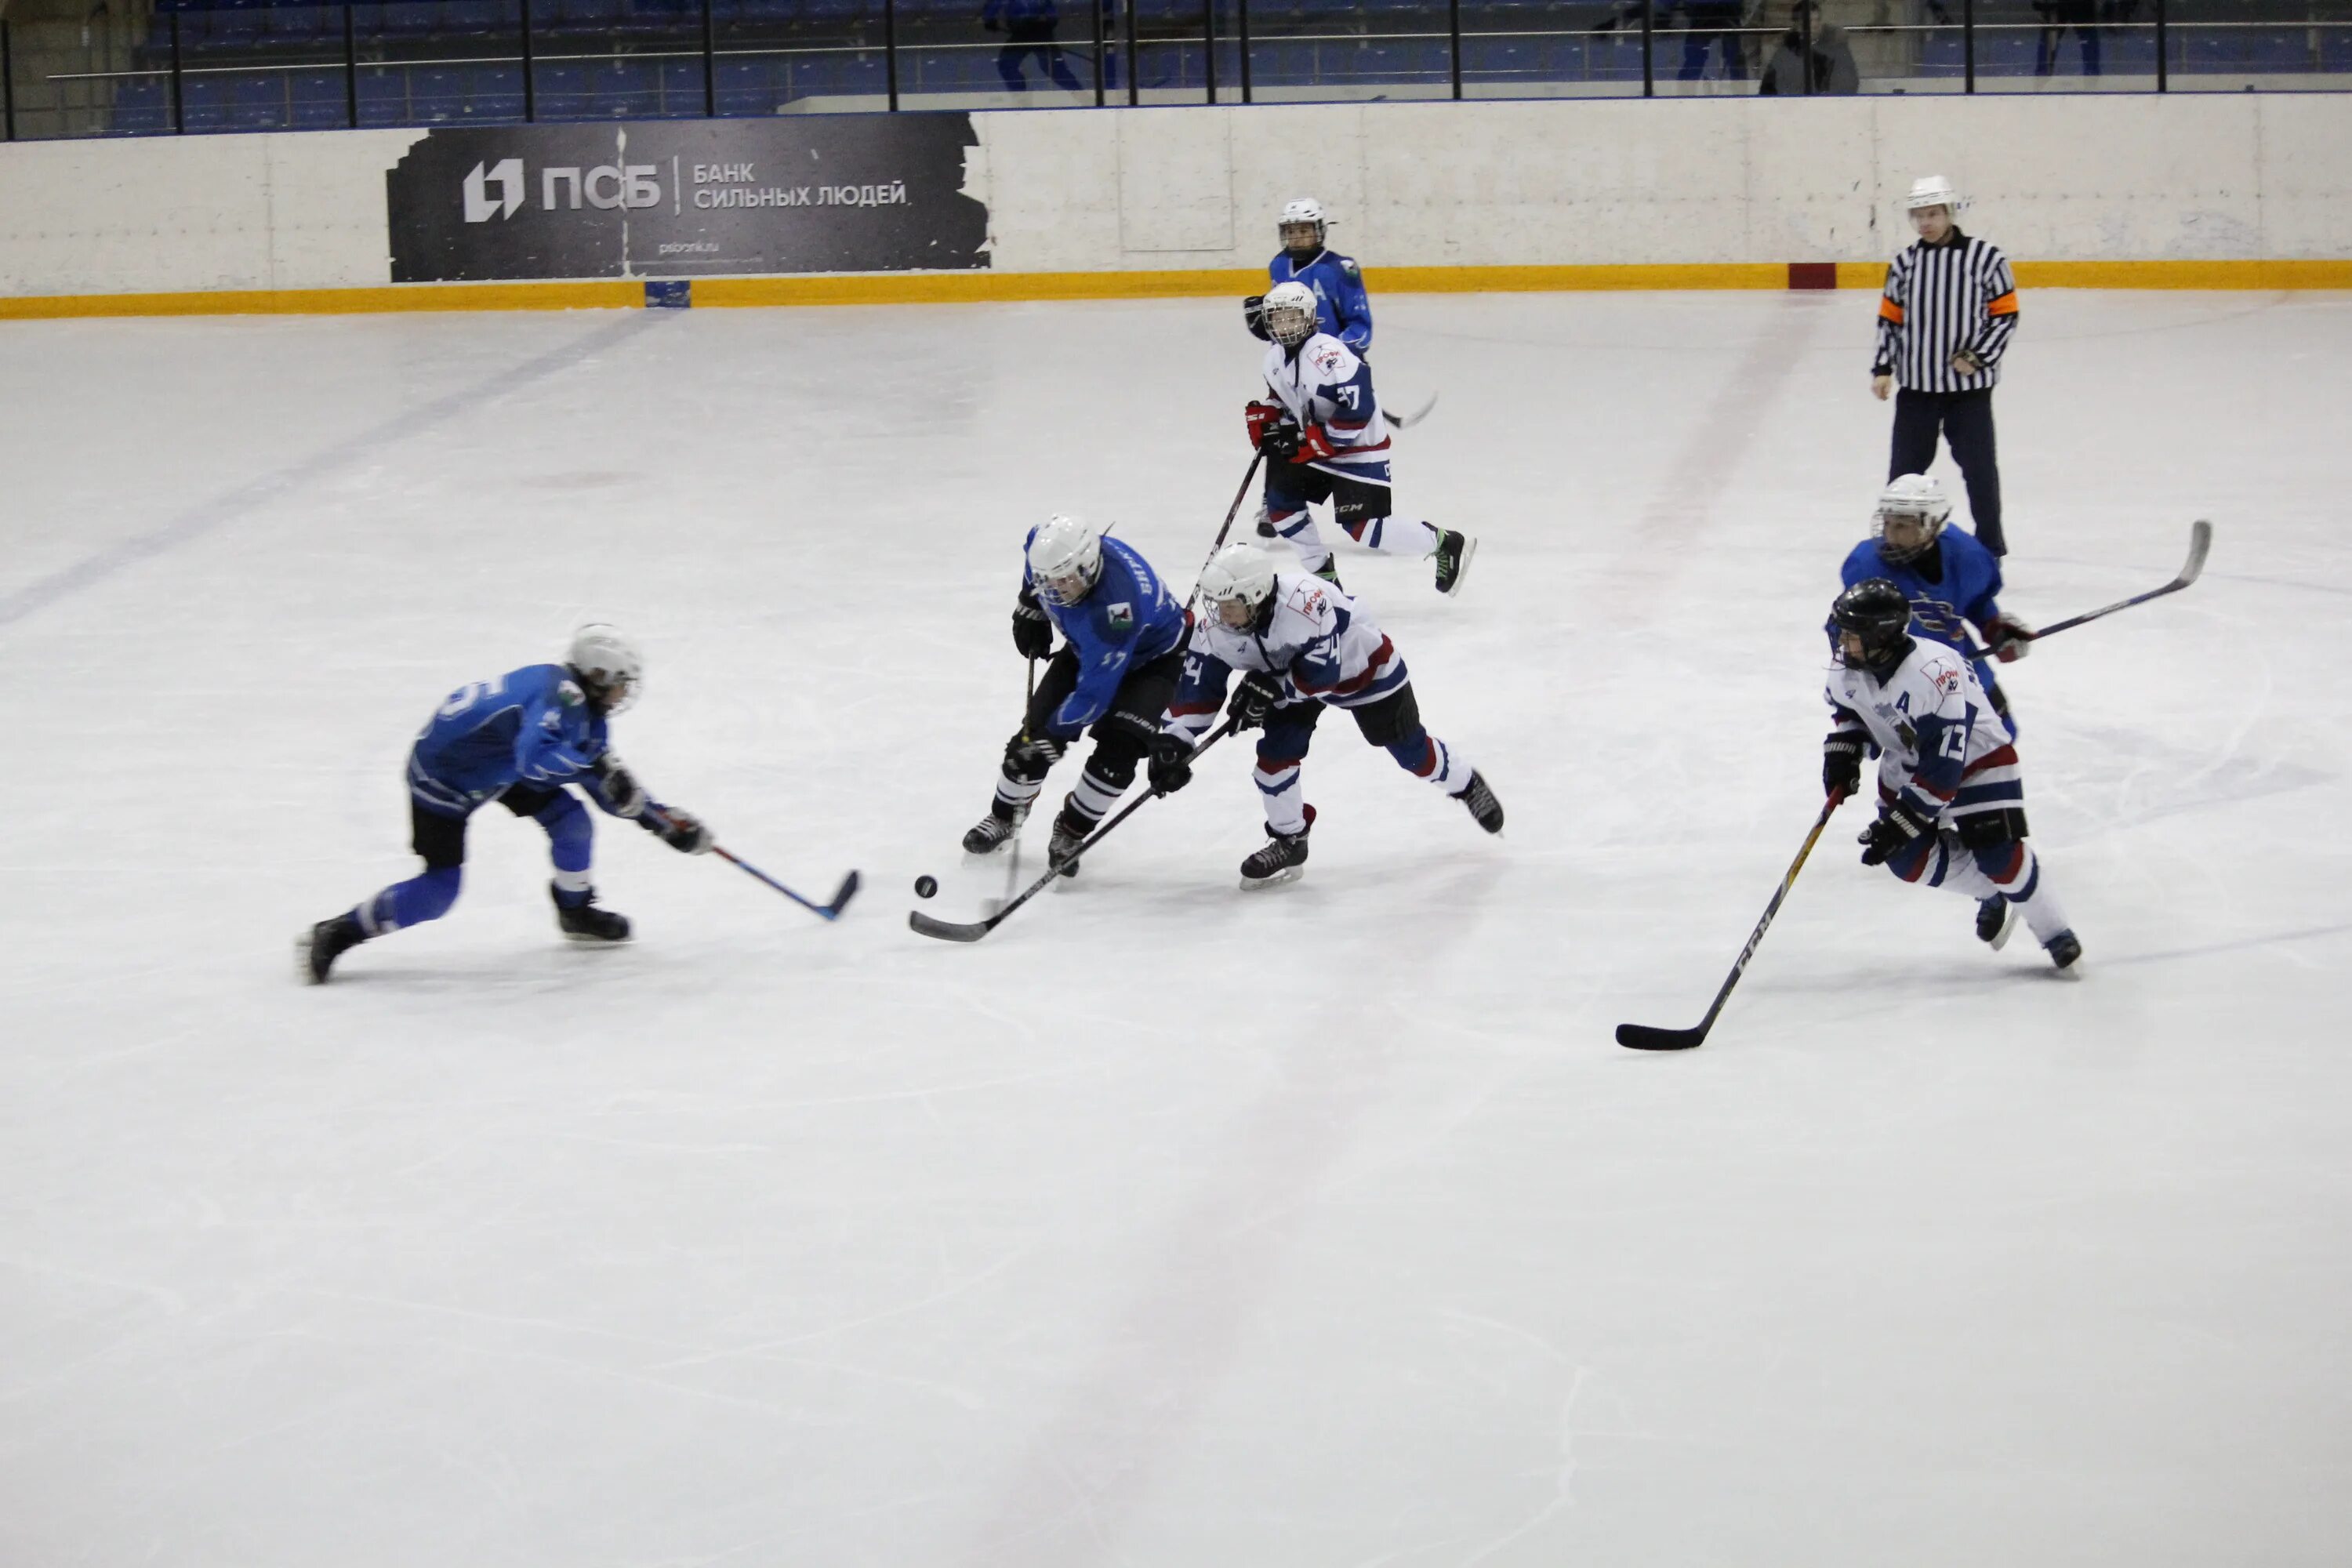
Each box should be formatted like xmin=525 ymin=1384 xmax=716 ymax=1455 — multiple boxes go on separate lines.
xmin=1825 ymin=578 xmax=2081 ymax=971
xmin=1145 ymin=543 xmax=1502 ymax=887
xmin=1246 ymin=281 xmax=1474 ymax=597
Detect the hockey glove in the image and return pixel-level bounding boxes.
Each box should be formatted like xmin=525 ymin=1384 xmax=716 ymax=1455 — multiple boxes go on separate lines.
xmin=1012 ymin=586 xmax=1054 ymax=660
xmin=1288 ymin=424 xmax=1337 ymax=466
xmin=1255 ymin=419 xmax=1304 ymax=463
xmin=1147 ymin=733 xmax=1195 ymax=797
xmin=1987 ymin=611 xmax=2034 ymax=663
xmin=1226 ymin=671 xmax=1284 ymax=733
xmin=1242 ymin=296 xmax=1271 ymax=343
xmin=1857 ymin=799 xmax=1937 ymax=866
xmin=1822 ymin=731 xmax=1865 ymax=800
xmin=593 ymin=754 xmax=648 ymax=818
xmin=647 ymin=806 xmax=713 ymax=855
xmin=1245 ymin=400 xmax=1290 ymax=452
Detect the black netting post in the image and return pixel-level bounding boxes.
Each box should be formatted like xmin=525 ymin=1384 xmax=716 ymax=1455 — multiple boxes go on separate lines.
xmin=1801 ymin=0 xmax=1815 ymax=92
xmin=1237 ymin=0 xmax=1251 ymax=101
xmin=343 ymin=4 xmax=359 ymax=127
xmin=1204 ymin=0 xmax=1216 ymax=103
xmin=1093 ymin=0 xmax=1106 ymax=103
xmin=2 ymin=20 xmax=14 ymax=142
xmin=2155 ymin=0 xmax=2169 ymax=89
xmin=1449 ymin=0 xmax=1462 ymax=98
xmin=701 ymin=0 xmax=716 ymax=115
xmin=1640 ymin=0 xmax=1654 ymax=95
xmin=1963 ymin=0 xmax=1976 ymax=91
xmin=885 ymin=0 xmax=899 ymax=110
xmin=1124 ymin=0 xmax=1138 ymax=103
xmin=169 ymin=8 xmax=185 ymax=132
xmin=521 ymin=0 xmax=537 ymax=119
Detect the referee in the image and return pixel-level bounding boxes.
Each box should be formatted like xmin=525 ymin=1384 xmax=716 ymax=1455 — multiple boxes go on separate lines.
xmin=1871 ymin=176 xmax=2020 ymax=557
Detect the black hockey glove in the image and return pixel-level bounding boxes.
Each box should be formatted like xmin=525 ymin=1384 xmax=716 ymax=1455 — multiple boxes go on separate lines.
xmin=1857 ymin=799 xmax=1936 ymax=867
xmin=1241 ymin=294 xmax=1272 ymax=343
xmin=1012 ymin=605 xmax=1053 ymax=661
xmin=1147 ymin=733 xmax=1195 ymax=797
xmin=1255 ymin=419 xmax=1303 ymax=463
xmin=1226 ymin=672 xmax=1283 ymax=733
xmin=593 ymin=753 xmax=648 ymax=818
xmin=644 ymin=806 xmax=713 ymax=855
xmin=1822 ymin=731 xmax=1865 ymax=800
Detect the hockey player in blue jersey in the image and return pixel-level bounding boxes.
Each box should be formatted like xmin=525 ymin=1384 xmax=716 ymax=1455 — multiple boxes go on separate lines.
xmin=961 ymin=515 xmax=1190 ymax=871
xmin=1241 ymin=198 xmax=1372 ymax=354
xmin=1838 ymin=474 xmax=2031 ymax=720
xmin=299 ymin=625 xmax=714 ymax=982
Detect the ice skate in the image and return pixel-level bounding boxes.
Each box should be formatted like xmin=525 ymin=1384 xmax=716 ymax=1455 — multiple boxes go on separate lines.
xmin=554 ymin=886 xmax=631 ymax=944
xmin=299 ymin=913 xmax=365 ymax=985
xmin=1240 ymin=806 xmax=1315 ymax=890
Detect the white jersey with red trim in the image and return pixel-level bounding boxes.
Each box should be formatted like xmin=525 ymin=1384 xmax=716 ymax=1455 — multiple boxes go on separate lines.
xmin=1164 ymin=572 xmax=1410 ymax=739
xmin=1261 ymin=332 xmax=1391 ymax=474
xmin=1826 ymin=640 xmax=2018 ymax=825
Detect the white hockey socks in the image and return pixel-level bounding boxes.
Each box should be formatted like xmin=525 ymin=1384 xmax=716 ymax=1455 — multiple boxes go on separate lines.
xmin=1934 ymin=840 xmax=2073 ymax=946
xmin=1269 ymin=504 xmax=1331 ymax=575
xmin=1340 ymin=515 xmax=1443 ymax=557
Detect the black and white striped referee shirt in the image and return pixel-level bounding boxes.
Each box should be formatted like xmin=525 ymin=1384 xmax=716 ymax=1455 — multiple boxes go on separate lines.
xmin=1871 ymin=229 xmax=2019 ymax=394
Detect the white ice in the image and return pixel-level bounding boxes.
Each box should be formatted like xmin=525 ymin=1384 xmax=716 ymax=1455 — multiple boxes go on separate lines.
xmin=2 ymin=289 xmax=2348 ymax=1567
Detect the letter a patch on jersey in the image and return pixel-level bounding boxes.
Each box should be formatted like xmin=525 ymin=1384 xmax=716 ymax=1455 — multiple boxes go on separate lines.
xmin=1108 ymin=603 xmax=1134 ymax=631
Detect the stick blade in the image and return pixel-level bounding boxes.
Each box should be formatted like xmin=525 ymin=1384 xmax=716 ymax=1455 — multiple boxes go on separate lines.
xmin=908 ymin=909 xmax=993 ymax=943
xmin=1615 ymin=1022 xmax=1709 ymax=1052
xmin=821 ymin=869 xmax=861 ymax=920
xmin=2177 ymin=519 xmax=2212 ymax=588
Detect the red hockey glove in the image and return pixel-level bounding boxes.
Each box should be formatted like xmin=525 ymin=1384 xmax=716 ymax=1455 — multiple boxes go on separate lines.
xmin=1289 ymin=424 xmax=1336 ymax=465
xmin=1987 ymin=611 xmax=2034 ymax=663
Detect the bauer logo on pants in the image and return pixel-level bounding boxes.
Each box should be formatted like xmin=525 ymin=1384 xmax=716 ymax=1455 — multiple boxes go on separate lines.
xmin=388 ymin=116 xmax=989 ymax=283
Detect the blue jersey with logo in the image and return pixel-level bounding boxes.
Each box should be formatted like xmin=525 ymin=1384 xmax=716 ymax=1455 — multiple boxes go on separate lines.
xmin=407 ymin=662 xmax=612 ymax=816
xmin=1024 ymin=531 xmax=1187 ymax=739
xmin=1838 ymin=532 xmax=2005 ymax=696
xmin=1269 ymin=249 xmax=1373 ymax=354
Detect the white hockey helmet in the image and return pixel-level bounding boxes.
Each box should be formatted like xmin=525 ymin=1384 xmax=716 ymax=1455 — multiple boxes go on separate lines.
xmin=1905 ymin=174 xmax=1966 ymax=216
xmin=1027 ymin=513 xmax=1105 ymax=607
xmin=1199 ymin=542 xmax=1279 ymax=627
xmin=566 ymin=622 xmax=644 ymax=713
xmin=1277 ymin=196 xmax=1327 ymax=252
xmin=1872 ymin=473 xmax=1953 ymax=564
xmin=1261 ymin=281 xmax=1319 ymax=348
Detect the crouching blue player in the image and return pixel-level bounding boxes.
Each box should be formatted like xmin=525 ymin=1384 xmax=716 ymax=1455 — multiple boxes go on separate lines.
xmin=961 ymin=514 xmax=1189 ymax=872
xmin=299 ymin=625 xmax=713 ymax=983
xmin=1840 ymin=474 xmax=2031 ymax=723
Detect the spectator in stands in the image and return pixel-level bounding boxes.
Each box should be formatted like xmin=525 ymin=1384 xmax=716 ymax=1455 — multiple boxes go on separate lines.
xmin=2034 ymin=0 xmax=2104 ymax=74
xmin=1675 ymin=0 xmax=1755 ymax=80
xmin=1757 ymin=0 xmax=1859 ymax=93
xmin=984 ymin=0 xmax=1085 ymax=93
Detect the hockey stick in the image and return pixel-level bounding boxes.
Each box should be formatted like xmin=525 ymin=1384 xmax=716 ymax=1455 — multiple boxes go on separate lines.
xmin=1616 ymin=790 xmax=1846 ymax=1051
xmin=1199 ymin=449 xmax=1267 ymax=576
xmin=649 ymin=808 xmax=860 ymax=921
xmin=910 ymin=719 xmax=1240 ymax=943
xmin=2025 ymin=519 xmax=2211 ymax=641
xmin=1387 ymin=391 xmax=1439 ymax=430
xmin=985 ymin=656 xmax=1040 ymax=917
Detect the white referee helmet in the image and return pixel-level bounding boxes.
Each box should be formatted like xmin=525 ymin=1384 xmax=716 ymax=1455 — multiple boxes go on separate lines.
xmin=1905 ymin=174 xmax=1967 ymax=215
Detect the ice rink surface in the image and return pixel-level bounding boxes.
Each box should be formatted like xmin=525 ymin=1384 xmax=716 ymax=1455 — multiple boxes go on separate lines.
xmin=3 ymin=289 xmax=2348 ymax=1566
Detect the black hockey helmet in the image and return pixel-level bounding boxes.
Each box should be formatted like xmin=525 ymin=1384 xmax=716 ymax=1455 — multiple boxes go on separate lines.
xmin=1831 ymin=578 xmax=1915 ymax=673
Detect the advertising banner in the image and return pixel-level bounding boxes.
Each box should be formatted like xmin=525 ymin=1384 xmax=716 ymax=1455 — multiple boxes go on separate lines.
xmin=387 ymin=114 xmax=989 ymax=283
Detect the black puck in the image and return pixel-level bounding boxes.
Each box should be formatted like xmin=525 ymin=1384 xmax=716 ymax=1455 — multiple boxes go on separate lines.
xmin=913 ymin=875 xmax=938 ymax=899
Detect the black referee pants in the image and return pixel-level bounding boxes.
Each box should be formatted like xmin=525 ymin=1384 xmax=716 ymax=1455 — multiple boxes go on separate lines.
xmin=1890 ymin=388 xmax=2004 ymax=557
